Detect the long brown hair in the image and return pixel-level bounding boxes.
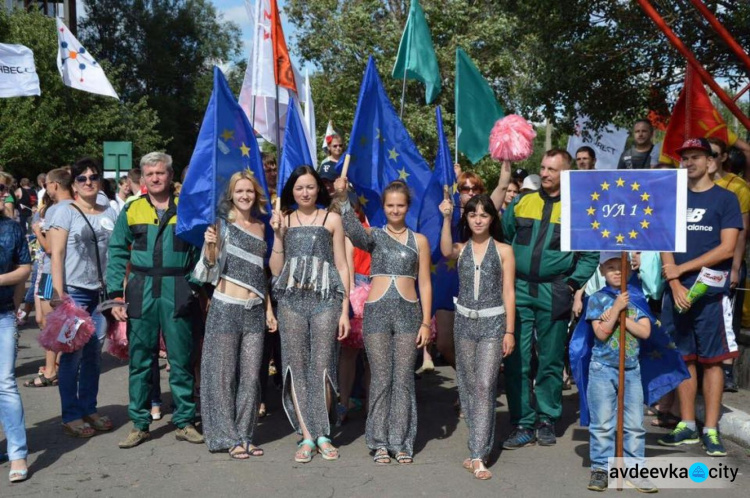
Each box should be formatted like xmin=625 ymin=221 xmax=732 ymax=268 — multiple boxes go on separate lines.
xmin=220 ymin=170 xmax=269 ymax=221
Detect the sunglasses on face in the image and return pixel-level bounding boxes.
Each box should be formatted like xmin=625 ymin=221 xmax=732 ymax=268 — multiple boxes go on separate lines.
xmin=330 ymin=144 xmax=343 ymax=149
xmin=75 ymin=174 xmax=100 ymax=184
xmin=0 ymin=184 xmax=6 ymax=193
xmin=459 ymin=185 xmax=479 ymax=194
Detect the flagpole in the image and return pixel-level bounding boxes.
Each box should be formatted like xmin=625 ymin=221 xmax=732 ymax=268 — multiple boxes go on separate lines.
xmin=399 ymin=16 xmax=411 ymax=119
xmin=616 ymin=250 xmax=628 ymax=490
xmin=275 ymin=84 xmax=281 ymax=164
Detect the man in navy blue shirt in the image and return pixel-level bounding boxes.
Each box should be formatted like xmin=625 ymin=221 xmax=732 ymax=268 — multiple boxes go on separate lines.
xmin=659 ymin=138 xmax=742 ymax=457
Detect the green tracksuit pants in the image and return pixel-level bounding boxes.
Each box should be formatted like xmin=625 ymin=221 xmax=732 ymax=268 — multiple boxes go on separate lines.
xmin=127 ymin=275 xmax=195 ymax=430
xmin=504 ymin=279 xmax=570 ymax=429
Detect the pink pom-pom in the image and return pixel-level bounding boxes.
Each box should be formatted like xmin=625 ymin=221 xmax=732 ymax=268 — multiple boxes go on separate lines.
xmin=489 ymin=114 xmax=537 ymax=162
xmin=38 ymin=297 xmax=96 ymax=353
xmin=341 ymin=282 xmax=371 ymax=349
xmin=349 ymin=282 xmax=371 ymax=318
xmin=106 ymin=320 xmax=129 ymax=360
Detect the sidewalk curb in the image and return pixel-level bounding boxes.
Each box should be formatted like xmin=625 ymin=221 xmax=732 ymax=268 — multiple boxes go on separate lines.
xmin=696 ymin=397 xmax=750 ymax=449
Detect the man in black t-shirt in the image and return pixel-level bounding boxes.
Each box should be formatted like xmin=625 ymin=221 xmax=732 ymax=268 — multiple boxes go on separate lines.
xmin=617 ymin=119 xmax=659 ymax=169
xmin=14 ymin=178 xmax=36 ymax=234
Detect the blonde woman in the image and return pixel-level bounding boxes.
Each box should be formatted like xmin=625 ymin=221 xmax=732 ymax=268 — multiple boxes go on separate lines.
xmin=194 ymin=171 xmax=276 ymax=459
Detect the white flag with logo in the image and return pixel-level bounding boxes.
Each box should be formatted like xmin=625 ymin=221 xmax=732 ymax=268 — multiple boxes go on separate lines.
xmin=0 ymin=43 xmax=41 ymax=97
xmin=303 ymin=69 xmax=317 ymax=164
xmin=566 ymin=117 xmax=628 ymax=169
xmin=56 ymin=18 xmax=119 ymax=99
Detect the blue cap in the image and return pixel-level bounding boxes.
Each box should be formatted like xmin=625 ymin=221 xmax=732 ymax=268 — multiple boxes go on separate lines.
xmin=599 ymin=252 xmax=623 ymax=265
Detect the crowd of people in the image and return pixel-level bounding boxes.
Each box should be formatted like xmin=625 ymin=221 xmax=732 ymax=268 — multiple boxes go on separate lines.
xmin=0 ymin=121 xmax=748 ymax=490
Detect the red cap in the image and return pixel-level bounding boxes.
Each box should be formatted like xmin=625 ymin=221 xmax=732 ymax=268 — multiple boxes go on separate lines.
xmin=676 ymin=137 xmax=713 ymax=156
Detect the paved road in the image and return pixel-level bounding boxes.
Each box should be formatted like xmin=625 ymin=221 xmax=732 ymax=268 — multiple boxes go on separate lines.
xmin=2 ymin=326 xmax=748 ymax=497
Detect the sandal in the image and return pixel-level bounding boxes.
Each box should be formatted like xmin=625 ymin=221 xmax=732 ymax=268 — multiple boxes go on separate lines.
xmin=83 ymin=414 xmax=114 ymax=432
xmin=62 ymin=422 xmax=95 ymax=438
xmin=373 ymin=448 xmax=391 ymax=465
xmin=245 ymin=443 xmax=264 ymax=457
xmin=24 ymin=372 xmax=58 ymax=388
xmin=258 ymin=404 xmax=267 ymax=418
xmin=9 ymin=468 xmax=28 ymax=483
xmin=471 ymin=459 xmax=492 ymax=480
xmin=295 ymin=439 xmax=316 ymax=463
xmin=316 ymin=436 xmax=339 ymax=461
xmin=395 ymin=452 xmax=413 ymax=464
xmin=650 ymin=411 xmax=680 ymax=429
xmin=229 ymin=444 xmax=250 ymax=460
xmin=463 ymin=458 xmax=473 ymax=471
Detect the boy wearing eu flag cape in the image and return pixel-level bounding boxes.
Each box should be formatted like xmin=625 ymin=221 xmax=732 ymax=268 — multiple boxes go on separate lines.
xmin=581 ymin=253 xmax=656 ymax=493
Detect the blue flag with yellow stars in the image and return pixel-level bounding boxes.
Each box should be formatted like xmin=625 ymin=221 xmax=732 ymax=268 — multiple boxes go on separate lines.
xmin=177 ymin=66 xmax=272 ymax=247
xmin=338 ymin=56 xmax=433 ymax=228
xmin=417 ymin=106 xmax=460 ymax=312
xmin=561 ymin=170 xmax=687 ymax=252
xmin=569 ymin=285 xmax=689 ymax=427
xmin=278 ymin=97 xmax=313 ymax=194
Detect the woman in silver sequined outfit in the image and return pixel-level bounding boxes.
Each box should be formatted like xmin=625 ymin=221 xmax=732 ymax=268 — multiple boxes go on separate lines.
xmin=440 ymin=194 xmax=516 ymax=481
xmin=193 ymin=171 xmax=276 ymax=459
xmin=269 ymin=166 xmax=350 ymax=463
xmin=333 ymin=177 xmax=432 ymax=464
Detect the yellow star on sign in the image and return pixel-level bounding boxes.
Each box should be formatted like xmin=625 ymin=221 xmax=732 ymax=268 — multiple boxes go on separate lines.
xmin=641 ymin=192 xmax=650 ymax=201
xmin=601 ymin=229 xmax=610 ymax=238
xmin=591 ymin=191 xmax=600 ymax=201
xmin=446 ymin=259 xmax=457 ymax=270
xmin=643 ymin=206 xmax=653 ymax=215
xmin=629 ymin=230 xmax=638 ymax=239
xmin=358 ymin=195 xmax=369 ymax=206
xmin=239 ymin=142 xmax=250 ymax=157
xmin=388 ymin=148 xmax=399 ymax=161
xmin=641 ymin=220 xmax=650 ymax=229
xmin=600 ymin=181 xmax=610 ymax=191
xmin=616 ymin=177 xmax=625 ymax=187
xmin=615 ymin=233 xmax=625 ymax=244
xmin=587 ymin=207 xmax=596 ymax=216
xmin=220 ymin=129 xmax=234 ymax=141
xmin=631 ymin=181 xmax=640 ymax=191
xmin=591 ymin=220 xmax=600 ymax=229
xmin=398 ymin=167 xmax=410 ymax=181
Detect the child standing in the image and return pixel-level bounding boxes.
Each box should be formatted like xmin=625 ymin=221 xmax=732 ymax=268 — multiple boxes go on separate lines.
xmin=585 ymin=253 xmax=656 ymax=493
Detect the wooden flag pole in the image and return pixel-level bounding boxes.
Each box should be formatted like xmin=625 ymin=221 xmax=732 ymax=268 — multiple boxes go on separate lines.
xmin=616 ymin=250 xmax=628 ymax=490
xmin=340 ymin=154 xmax=352 ymax=179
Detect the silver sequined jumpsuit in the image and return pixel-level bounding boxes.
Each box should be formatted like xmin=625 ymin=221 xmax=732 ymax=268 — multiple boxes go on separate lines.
xmin=340 ymin=200 xmax=422 ymax=457
xmin=454 ymin=240 xmax=507 ymax=460
xmin=273 ymin=213 xmax=345 ymax=440
xmin=198 ymin=221 xmax=268 ymax=452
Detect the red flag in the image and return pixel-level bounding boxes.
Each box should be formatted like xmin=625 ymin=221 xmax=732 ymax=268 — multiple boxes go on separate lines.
xmin=270 ymin=0 xmax=297 ymax=93
xmin=659 ymin=65 xmax=737 ymax=164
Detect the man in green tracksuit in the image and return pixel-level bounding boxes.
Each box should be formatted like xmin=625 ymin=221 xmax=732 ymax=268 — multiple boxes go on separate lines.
xmin=107 ymin=152 xmax=204 ymax=448
xmin=502 ymin=148 xmax=599 ymax=448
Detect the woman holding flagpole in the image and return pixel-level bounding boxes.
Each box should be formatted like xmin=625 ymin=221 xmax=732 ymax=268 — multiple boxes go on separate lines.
xmin=332 ymin=176 xmax=432 ymax=465
xmin=193 ymin=170 xmax=276 ymax=459
xmin=439 ymin=193 xmax=516 ymax=481
xmin=269 ymin=166 xmax=350 ymax=464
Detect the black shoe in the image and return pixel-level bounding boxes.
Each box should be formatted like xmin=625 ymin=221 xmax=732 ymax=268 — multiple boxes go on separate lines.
xmin=536 ymin=420 xmax=557 ymax=446
xmin=502 ymin=426 xmax=536 ymax=449
xmin=587 ymin=470 xmax=608 ymax=492
xmin=723 ymin=374 xmax=739 ymax=393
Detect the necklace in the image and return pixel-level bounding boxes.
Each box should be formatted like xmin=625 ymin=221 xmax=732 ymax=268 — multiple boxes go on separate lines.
xmin=386 ymin=225 xmax=407 ymax=235
xmin=295 ymin=209 xmax=319 ymax=226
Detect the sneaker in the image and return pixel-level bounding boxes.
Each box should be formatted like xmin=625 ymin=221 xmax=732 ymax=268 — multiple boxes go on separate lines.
xmin=118 ymin=428 xmax=151 ymax=449
xmin=657 ymin=421 xmax=700 ymax=446
xmin=537 ymin=420 xmax=557 ymax=446
xmin=587 ymin=470 xmax=608 ymax=492
xmin=723 ymin=374 xmax=739 ymax=393
xmin=702 ymin=429 xmax=727 ymax=457
xmin=175 ymin=424 xmax=204 ymax=444
xmin=626 ymin=476 xmax=658 ymax=493
xmin=502 ymin=426 xmax=537 ymax=449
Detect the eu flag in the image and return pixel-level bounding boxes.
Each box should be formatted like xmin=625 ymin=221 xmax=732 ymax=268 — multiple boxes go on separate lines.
xmin=338 ymin=56 xmax=432 ymax=228
xmin=177 ymin=66 xmax=272 ymax=247
xmin=561 ymin=170 xmax=687 ymax=252
xmin=278 ymin=97 xmax=313 ymax=194
xmin=569 ymin=285 xmax=689 ymax=427
xmin=417 ymin=106 xmax=460 ymax=312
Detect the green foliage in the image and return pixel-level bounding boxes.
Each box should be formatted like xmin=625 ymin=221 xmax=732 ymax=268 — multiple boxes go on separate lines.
xmin=0 ymin=9 xmax=163 ymax=179
xmin=79 ymin=0 xmax=243 ymax=169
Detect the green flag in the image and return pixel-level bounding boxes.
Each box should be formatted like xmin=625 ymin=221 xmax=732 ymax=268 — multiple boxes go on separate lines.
xmin=455 ymin=48 xmax=504 ymax=164
xmin=392 ymin=0 xmax=441 ymax=104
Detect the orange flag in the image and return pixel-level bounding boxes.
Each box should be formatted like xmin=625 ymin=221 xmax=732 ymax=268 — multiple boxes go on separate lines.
xmin=659 ymin=65 xmax=737 ymax=164
xmin=270 ymin=0 xmax=297 ymax=93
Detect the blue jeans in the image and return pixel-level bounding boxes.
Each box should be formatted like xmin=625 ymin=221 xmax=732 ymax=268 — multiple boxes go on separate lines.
xmin=23 ymin=260 xmax=38 ymax=305
xmin=58 ymin=287 xmax=106 ymax=424
xmin=587 ymin=360 xmax=645 ymax=470
xmin=0 ymin=311 xmax=28 ymax=460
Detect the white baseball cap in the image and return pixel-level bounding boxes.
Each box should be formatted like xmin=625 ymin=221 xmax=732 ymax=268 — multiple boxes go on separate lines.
xmin=521 ymin=174 xmax=541 ymax=191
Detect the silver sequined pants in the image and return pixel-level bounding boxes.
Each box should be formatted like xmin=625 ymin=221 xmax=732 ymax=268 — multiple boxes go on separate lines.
xmin=454 ymin=313 xmax=505 ymax=460
xmin=277 ymin=291 xmax=341 ymax=439
xmin=200 ymin=292 xmax=265 ymax=451
xmin=363 ymin=283 xmax=421 ymax=456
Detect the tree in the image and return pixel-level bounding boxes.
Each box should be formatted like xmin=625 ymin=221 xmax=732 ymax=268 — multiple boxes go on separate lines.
xmin=79 ymin=0 xmax=243 ymax=168
xmin=0 ymin=8 xmax=163 ymax=179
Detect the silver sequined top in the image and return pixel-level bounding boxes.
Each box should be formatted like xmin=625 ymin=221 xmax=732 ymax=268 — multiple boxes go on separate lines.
xmin=273 ymin=219 xmax=345 ymax=300
xmin=221 ymin=223 xmax=267 ymax=298
xmin=340 ymin=199 xmax=419 ymax=279
xmin=456 ymin=239 xmax=504 ymax=309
